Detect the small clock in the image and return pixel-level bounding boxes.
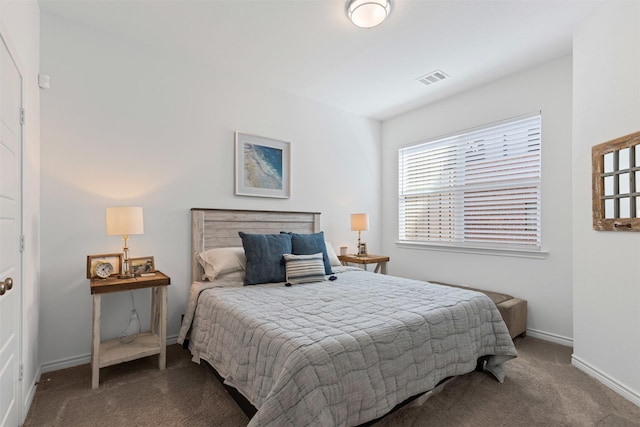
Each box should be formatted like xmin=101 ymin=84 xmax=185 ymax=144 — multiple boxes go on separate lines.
xmin=92 ymin=260 xmax=114 ymax=279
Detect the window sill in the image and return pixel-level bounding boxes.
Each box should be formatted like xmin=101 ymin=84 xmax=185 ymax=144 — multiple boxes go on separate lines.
xmin=395 ymin=241 xmax=549 ymax=259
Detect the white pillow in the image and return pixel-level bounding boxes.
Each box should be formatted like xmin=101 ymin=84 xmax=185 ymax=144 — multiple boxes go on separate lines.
xmin=213 ymin=270 xmax=245 ymax=286
xmin=324 ymin=241 xmax=342 ymax=267
xmin=197 ymin=247 xmax=246 ymax=281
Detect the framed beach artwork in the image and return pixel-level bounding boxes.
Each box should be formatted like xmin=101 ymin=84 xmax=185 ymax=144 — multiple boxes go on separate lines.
xmin=235 ymin=131 xmax=291 ymax=198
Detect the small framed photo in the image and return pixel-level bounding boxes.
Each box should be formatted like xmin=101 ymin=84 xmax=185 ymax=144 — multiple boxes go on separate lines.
xmin=358 ymin=242 xmax=368 ymax=256
xmin=86 ymin=253 xmax=123 ymax=279
xmin=235 ymin=131 xmax=291 ymax=198
xmin=130 ymin=256 xmax=155 ymax=275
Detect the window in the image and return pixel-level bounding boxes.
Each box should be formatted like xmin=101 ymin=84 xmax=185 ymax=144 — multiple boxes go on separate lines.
xmin=398 ymin=113 xmax=542 ymax=252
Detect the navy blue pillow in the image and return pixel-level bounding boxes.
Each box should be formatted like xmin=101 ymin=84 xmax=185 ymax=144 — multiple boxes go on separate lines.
xmin=282 ymin=231 xmax=333 ymax=275
xmin=239 ymin=232 xmax=292 ymax=285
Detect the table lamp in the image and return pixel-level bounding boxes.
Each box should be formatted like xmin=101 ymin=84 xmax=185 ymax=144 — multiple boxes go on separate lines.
xmin=106 ymin=206 xmax=144 ymax=279
xmin=351 ymin=213 xmax=369 ymax=256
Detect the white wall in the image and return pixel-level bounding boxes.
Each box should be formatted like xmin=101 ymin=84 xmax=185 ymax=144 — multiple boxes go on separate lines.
xmin=572 ymin=2 xmax=640 ymax=405
xmin=0 ymin=0 xmax=41 ymax=422
xmin=381 ymin=57 xmax=574 ymax=343
xmin=39 ymin=12 xmax=381 ymax=369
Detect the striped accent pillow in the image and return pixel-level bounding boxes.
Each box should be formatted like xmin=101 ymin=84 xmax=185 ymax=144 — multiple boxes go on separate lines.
xmin=283 ymin=252 xmax=326 ymax=284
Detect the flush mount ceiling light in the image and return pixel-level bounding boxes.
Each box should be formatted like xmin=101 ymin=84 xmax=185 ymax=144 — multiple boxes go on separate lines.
xmin=347 ymin=0 xmax=392 ymax=28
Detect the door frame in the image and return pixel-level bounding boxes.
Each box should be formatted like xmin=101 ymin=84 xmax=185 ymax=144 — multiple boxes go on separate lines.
xmin=0 ymin=19 xmax=25 ymax=425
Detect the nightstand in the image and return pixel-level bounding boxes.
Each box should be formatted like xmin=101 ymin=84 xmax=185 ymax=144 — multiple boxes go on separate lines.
xmin=338 ymin=254 xmax=389 ymax=274
xmin=89 ymin=271 xmax=170 ymax=389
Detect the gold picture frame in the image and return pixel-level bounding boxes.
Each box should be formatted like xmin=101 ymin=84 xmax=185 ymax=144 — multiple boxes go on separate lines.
xmin=130 ymin=256 xmax=155 ymax=275
xmin=86 ymin=253 xmax=123 ymax=279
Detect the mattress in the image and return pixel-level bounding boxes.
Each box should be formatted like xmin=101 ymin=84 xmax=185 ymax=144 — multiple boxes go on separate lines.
xmin=179 ymin=269 xmax=517 ymax=426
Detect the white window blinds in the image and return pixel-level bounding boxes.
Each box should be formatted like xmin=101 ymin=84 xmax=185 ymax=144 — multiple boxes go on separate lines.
xmin=398 ymin=113 xmax=542 ymax=250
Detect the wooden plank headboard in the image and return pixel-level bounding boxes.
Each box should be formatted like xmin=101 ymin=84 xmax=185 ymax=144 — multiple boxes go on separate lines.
xmin=191 ymin=208 xmax=321 ymax=282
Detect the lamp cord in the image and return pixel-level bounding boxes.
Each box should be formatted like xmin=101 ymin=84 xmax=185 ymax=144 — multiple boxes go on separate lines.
xmin=120 ymin=291 xmax=141 ymax=344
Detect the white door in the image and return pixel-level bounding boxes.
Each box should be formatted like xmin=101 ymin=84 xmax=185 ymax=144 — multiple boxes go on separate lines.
xmin=0 ymin=26 xmax=23 ymax=427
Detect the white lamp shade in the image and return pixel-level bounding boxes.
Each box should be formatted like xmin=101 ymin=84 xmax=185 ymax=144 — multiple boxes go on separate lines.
xmin=106 ymin=207 xmax=144 ymax=236
xmin=351 ymin=213 xmax=369 ymax=231
xmin=347 ymin=0 xmax=391 ymax=28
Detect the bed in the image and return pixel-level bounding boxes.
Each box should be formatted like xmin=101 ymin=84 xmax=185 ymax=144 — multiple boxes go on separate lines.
xmin=178 ymin=208 xmax=517 ymax=426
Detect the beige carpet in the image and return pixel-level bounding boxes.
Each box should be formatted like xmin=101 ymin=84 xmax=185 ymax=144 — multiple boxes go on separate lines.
xmin=24 ymin=338 xmax=640 ymax=426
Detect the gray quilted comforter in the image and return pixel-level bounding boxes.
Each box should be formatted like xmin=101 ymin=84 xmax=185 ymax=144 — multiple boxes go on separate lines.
xmin=179 ymin=269 xmax=517 ymax=426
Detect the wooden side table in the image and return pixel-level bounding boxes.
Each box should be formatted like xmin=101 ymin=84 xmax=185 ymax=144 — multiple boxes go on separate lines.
xmin=89 ymin=271 xmax=170 ymax=388
xmin=338 ymin=254 xmax=389 ymax=274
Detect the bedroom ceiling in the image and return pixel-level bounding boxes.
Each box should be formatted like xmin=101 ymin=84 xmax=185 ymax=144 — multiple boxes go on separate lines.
xmin=38 ymin=0 xmax=602 ymax=121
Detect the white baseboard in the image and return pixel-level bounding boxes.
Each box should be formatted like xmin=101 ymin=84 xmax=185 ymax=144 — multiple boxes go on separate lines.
xmin=41 ymin=352 xmax=90 ymax=373
xmin=21 ymin=365 xmax=41 ymax=424
xmin=525 ymin=328 xmax=573 ymax=347
xmin=572 ymin=355 xmax=640 ymax=407
xmin=40 ymin=335 xmax=179 ymax=373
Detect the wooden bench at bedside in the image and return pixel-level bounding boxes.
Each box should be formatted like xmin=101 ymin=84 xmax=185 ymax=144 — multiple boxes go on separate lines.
xmin=429 ymin=281 xmax=527 ymax=339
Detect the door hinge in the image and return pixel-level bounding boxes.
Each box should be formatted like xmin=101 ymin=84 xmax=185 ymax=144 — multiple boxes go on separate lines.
xmin=19 ymin=363 xmax=23 ymax=381
xmin=20 ymin=108 xmax=25 ymax=125
xmin=20 ymin=235 xmax=25 ymax=253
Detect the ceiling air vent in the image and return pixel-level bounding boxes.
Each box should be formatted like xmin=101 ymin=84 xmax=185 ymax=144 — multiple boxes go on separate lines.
xmin=416 ymin=70 xmax=448 ymax=86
